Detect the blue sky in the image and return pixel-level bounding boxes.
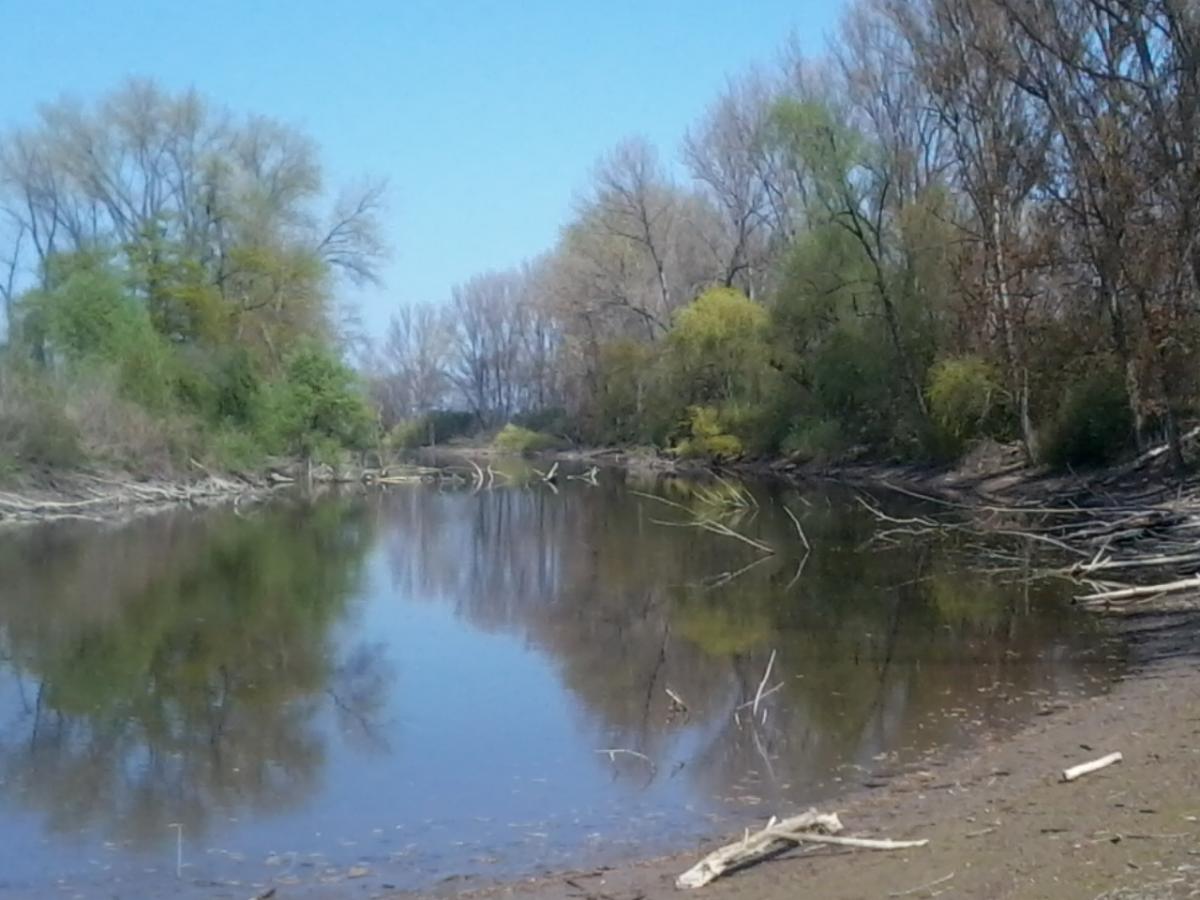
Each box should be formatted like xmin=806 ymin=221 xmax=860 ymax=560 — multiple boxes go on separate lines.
xmin=2 ymin=0 xmax=844 ymax=335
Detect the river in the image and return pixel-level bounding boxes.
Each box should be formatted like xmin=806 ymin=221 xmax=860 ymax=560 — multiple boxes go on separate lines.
xmin=0 ymin=464 xmax=1125 ymax=897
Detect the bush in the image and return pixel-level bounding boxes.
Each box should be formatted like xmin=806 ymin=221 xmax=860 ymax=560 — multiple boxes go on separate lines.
xmin=388 ymin=410 xmax=477 ymax=450
xmin=63 ymin=371 xmax=198 ymax=470
xmin=424 ymin=410 xmax=477 ymax=444
xmin=1043 ymin=369 xmax=1133 ymax=469
xmin=926 ymin=356 xmax=1010 ymax=453
xmin=205 ymin=426 xmax=266 ymax=472
xmin=513 ymin=406 xmax=571 ymax=437
xmin=388 ymin=419 xmax=427 ymax=451
xmin=257 ymin=344 xmax=376 ymax=458
xmin=0 ymin=367 xmax=82 ymax=467
xmin=673 ymin=406 xmax=743 ymax=460
xmin=781 ymin=417 xmax=845 ymax=463
xmin=493 ymin=423 xmax=560 ymax=454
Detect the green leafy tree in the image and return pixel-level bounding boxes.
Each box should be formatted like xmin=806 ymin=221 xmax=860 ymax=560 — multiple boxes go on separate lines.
xmin=260 ymin=344 xmax=375 ymax=460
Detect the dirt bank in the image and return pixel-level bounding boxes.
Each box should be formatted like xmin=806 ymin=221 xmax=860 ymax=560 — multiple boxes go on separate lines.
xmin=403 ymin=656 xmax=1199 ymax=900
xmin=0 ymin=466 xmax=281 ymax=525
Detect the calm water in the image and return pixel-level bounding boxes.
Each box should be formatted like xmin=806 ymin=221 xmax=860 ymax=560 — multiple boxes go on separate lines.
xmin=0 ymin=467 xmax=1124 ymax=897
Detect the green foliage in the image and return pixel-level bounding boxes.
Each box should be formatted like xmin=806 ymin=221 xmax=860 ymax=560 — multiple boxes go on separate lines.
xmin=493 ymin=423 xmax=560 ymax=454
xmin=206 ymin=426 xmax=267 ymax=472
xmin=389 ymin=410 xmax=478 ymax=450
xmin=781 ymin=417 xmax=845 ymax=463
xmin=30 ymin=255 xmax=176 ymax=410
xmin=927 ymin=356 xmax=1011 ymax=454
xmin=667 ymin=288 xmax=771 ymax=406
xmin=513 ymin=406 xmax=572 ymax=438
xmin=258 ymin=344 xmax=376 ymax=459
xmin=673 ymin=406 xmax=743 ymax=460
xmin=1043 ymin=368 xmax=1134 ymax=469
xmin=388 ymin=419 xmax=427 ymax=451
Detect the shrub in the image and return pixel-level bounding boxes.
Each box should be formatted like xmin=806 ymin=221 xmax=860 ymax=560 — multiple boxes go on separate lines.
xmin=926 ymin=356 xmax=1010 ymax=452
xmin=205 ymin=426 xmax=266 ymax=472
xmin=424 ymin=409 xmax=477 ymax=444
xmin=673 ymin=406 xmax=743 ymax=460
xmin=389 ymin=410 xmax=478 ymax=450
xmin=388 ymin=419 xmax=427 ymax=451
xmin=513 ymin=406 xmax=571 ymax=437
xmin=781 ymin=417 xmax=845 ymax=463
xmin=667 ymin=288 xmax=771 ymax=406
xmin=493 ymin=423 xmax=559 ymax=454
xmin=1043 ymin=369 xmax=1133 ymax=469
xmin=63 ymin=371 xmax=198 ymax=470
xmin=0 ymin=366 xmax=82 ymax=467
xmin=257 ymin=344 xmax=376 ymax=458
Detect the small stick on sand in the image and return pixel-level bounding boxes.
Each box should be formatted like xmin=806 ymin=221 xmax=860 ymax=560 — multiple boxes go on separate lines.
xmin=1062 ymin=751 xmax=1123 ymax=782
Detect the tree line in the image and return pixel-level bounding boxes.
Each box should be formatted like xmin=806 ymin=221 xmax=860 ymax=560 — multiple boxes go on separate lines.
xmin=0 ymin=80 xmax=382 ymax=472
xmin=371 ymin=0 xmax=1200 ymax=470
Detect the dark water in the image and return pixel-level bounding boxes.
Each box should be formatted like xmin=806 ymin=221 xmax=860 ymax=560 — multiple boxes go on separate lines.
xmin=0 ymin=468 xmax=1124 ymax=897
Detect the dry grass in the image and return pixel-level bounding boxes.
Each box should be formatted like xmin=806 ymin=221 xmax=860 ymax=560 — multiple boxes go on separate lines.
xmin=0 ymin=364 xmax=197 ymax=475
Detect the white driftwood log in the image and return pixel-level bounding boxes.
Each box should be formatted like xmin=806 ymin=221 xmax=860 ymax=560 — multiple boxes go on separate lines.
xmin=1062 ymin=751 xmax=1123 ymax=782
xmin=676 ymin=810 xmax=929 ymax=889
xmin=677 ymin=810 xmax=842 ymax=889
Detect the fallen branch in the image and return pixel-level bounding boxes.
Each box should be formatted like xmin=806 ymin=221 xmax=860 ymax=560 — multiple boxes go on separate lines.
xmin=1078 ymin=577 xmax=1200 ymax=604
xmin=676 ymin=810 xmax=929 ymax=889
xmin=792 ymin=833 xmax=929 ymax=851
xmin=676 ymin=810 xmax=841 ymax=888
xmin=1062 ymin=751 xmax=1122 ymax=782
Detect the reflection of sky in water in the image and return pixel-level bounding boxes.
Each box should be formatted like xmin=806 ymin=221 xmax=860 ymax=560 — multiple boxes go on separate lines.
xmin=0 ymin=481 xmax=1126 ymax=897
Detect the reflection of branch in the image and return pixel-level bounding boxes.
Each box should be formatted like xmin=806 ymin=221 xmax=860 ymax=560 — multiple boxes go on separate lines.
xmin=752 ymin=650 xmax=777 ymax=718
xmin=326 ymin=688 xmax=389 ymax=752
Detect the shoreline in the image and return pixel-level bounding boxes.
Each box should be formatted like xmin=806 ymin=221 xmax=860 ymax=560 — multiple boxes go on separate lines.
xmin=0 ymin=466 xmax=283 ymax=526
xmin=396 ymin=654 xmax=1199 ymax=900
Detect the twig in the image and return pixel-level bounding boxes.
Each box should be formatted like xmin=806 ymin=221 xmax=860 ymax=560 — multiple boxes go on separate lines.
xmin=665 ymin=687 xmax=688 ymax=710
xmin=753 ymin=650 xmax=777 ymax=717
xmin=782 ymin=504 xmax=810 ymax=552
xmin=735 ymin=681 xmax=783 ymax=711
xmin=889 ymin=872 xmax=956 ymax=896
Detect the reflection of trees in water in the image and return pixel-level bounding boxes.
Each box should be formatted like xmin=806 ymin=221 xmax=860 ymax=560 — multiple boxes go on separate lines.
xmin=0 ymin=499 xmax=384 ymax=844
xmin=381 ymin=481 xmax=1119 ymax=801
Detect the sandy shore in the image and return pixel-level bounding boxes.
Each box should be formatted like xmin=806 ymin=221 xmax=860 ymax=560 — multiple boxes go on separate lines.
xmin=398 ymin=653 xmax=1199 ymax=900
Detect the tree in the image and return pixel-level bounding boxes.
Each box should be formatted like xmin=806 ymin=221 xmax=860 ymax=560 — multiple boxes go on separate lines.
xmin=259 ymin=344 xmax=374 ymax=461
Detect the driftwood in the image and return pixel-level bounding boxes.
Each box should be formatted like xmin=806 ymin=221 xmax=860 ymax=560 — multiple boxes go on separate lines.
xmin=676 ymin=810 xmax=928 ymax=889
xmin=1078 ymin=577 xmax=1200 ymax=604
xmin=1062 ymin=751 xmax=1123 ymax=782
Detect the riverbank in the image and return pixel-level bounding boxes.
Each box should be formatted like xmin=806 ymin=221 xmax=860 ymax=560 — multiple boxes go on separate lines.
xmin=0 ymin=459 xmax=312 ymax=525
xmin=397 ymin=655 xmax=1199 ymax=900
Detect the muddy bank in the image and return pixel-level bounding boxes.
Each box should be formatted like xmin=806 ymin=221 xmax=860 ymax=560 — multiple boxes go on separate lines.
xmin=393 ymin=656 xmax=1199 ymax=900
xmin=0 ymin=466 xmax=284 ymax=525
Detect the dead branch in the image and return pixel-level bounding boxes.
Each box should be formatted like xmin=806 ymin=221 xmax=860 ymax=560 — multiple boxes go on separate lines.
xmin=676 ymin=810 xmax=929 ymax=889
xmin=1078 ymin=577 xmax=1200 ymax=604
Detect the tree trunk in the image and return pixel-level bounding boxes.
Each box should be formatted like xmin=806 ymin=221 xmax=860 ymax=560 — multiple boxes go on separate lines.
xmin=992 ymin=203 xmax=1037 ymax=462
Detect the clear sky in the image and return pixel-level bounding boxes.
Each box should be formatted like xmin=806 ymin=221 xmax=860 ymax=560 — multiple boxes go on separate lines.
xmin=2 ymin=0 xmax=844 ymax=336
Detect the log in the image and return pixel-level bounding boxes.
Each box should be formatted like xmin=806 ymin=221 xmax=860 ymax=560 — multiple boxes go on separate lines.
xmin=676 ymin=810 xmax=842 ymax=889
xmin=675 ymin=810 xmax=930 ymax=888
xmin=1078 ymin=577 xmax=1200 ymax=603
xmin=1062 ymin=751 xmax=1122 ymax=782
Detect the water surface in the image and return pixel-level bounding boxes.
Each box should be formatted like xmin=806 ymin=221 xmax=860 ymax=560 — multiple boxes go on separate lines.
xmin=0 ymin=469 xmax=1124 ymax=897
